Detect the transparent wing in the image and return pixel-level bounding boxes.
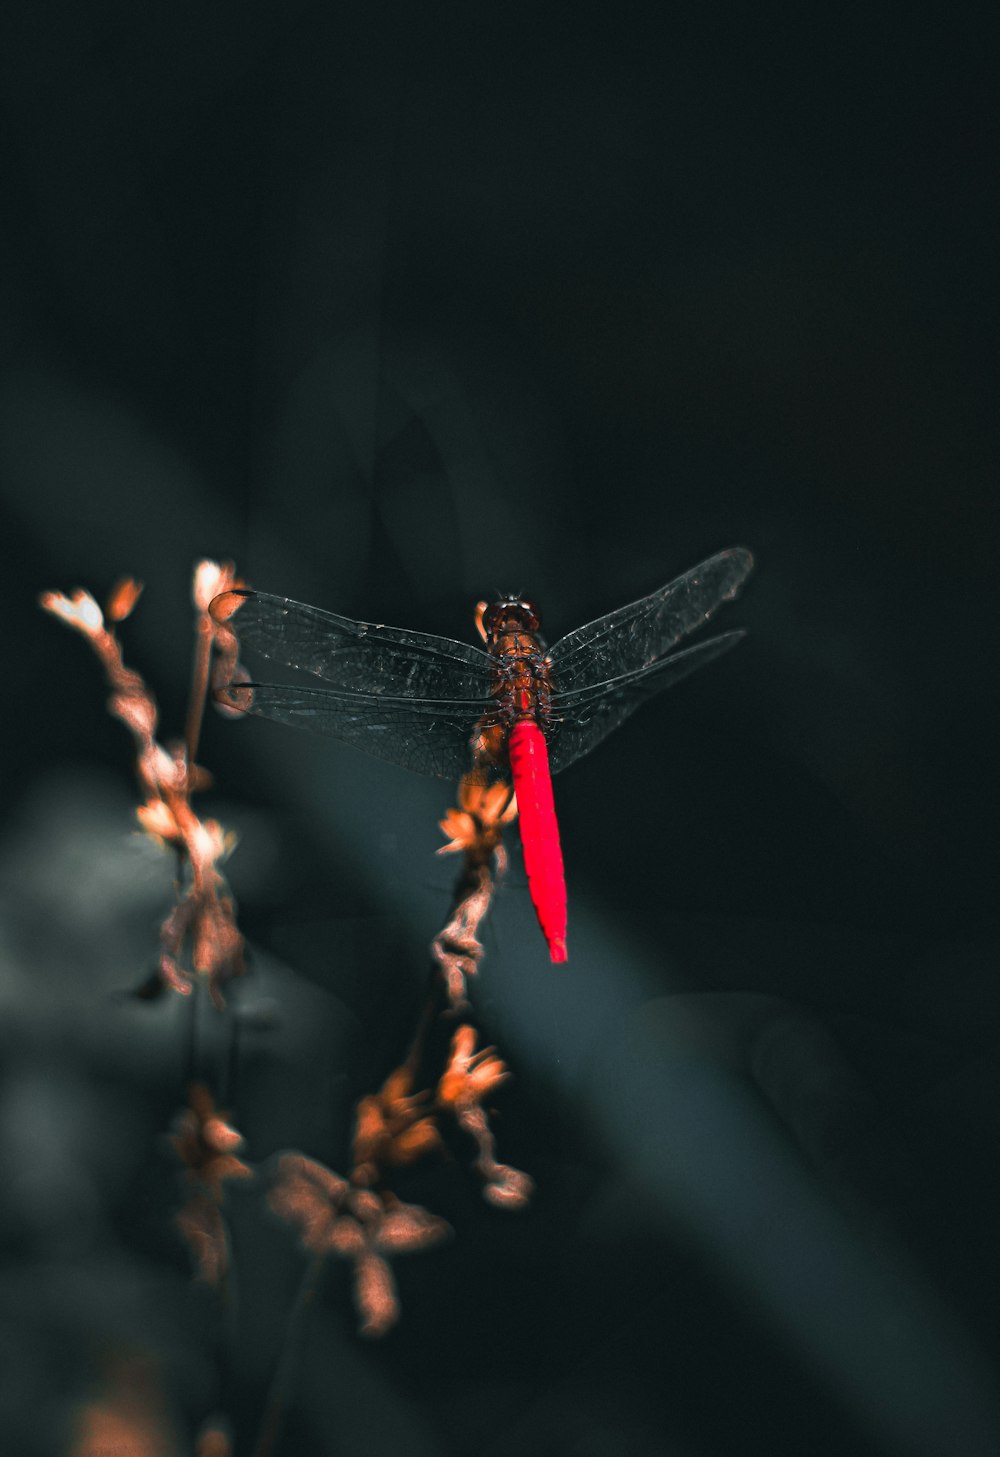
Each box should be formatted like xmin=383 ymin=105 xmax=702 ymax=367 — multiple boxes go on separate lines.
xmin=547 ymin=630 xmax=746 ymax=774
xmin=547 ymin=547 xmax=753 ymax=692
xmin=226 ymin=681 xmax=503 ymax=780
xmin=211 ymin=589 xmax=495 ymax=699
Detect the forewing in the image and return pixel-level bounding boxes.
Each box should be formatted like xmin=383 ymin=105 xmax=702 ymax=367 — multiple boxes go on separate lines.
xmin=547 ymin=630 xmax=746 ymax=774
xmin=227 ymin=681 xmax=502 ymax=780
xmin=211 ymin=589 xmax=494 ymax=699
xmin=547 ymin=547 xmax=753 ymax=692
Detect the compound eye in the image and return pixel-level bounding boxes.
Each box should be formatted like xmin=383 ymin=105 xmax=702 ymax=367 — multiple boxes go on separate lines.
xmin=519 ymin=599 xmax=541 ymax=630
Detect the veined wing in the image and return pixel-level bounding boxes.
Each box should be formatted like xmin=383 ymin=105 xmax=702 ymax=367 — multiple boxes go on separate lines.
xmin=546 ymin=630 xmax=746 ymax=774
xmin=224 ymin=680 xmax=501 ymax=780
xmin=547 ymin=547 xmax=753 ymax=692
xmin=211 ymin=589 xmax=495 ymax=699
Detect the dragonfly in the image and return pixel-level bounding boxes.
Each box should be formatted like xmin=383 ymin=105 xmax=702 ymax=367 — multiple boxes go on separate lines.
xmin=210 ymin=546 xmax=753 ymax=963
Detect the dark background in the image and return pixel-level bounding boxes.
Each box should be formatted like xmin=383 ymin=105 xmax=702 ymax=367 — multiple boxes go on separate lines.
xmin=1 ymin=5 xmax=997 ymax=1455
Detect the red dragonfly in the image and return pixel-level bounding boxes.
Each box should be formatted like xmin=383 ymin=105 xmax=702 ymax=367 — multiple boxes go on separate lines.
xmin=210 ymin=547 xmax=753 ymax=963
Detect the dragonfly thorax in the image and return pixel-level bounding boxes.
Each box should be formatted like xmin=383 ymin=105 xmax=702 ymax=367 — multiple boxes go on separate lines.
xmin=481 ymin=597 xmax=542 ymax=638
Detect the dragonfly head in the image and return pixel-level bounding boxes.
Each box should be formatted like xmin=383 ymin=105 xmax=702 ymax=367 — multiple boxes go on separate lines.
xmin=481 ymin=596 xmax=542 ymax=637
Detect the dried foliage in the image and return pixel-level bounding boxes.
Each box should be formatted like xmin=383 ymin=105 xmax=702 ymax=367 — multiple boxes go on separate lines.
xmin=438 ymin=776 xmax=518 ymax=868
xmin=172 ymin=1083 xmax=253 ymax=1285
xmin=270 ymin=1154 xmax=450 ymax=1337
xmin=439 ymin=1025 xmax=533 ymax=1208
xmin=267 ymin=997 xmax=532 ymax=1335
xmin=266 ymin=1005 xmax=532 ymax=1330
xmin=40 ymin=563 xmax=247 ymax=1007
xmin=257 ymin=761 xmax=531 ymax=1352
xmin=42 ymin=558 xmax=535 ymax=1454
xmin=433 ymin=775 xmax=517 ymax=1009
xmin=351 ymin=1019 xmax=532 ymax=1212
xmin=352 ymin=1065 xmax=444 ymax=1184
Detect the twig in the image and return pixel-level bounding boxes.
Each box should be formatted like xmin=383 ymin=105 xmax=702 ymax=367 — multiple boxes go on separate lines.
xmin=431 ymin=861 xmax=496 ymax=1011
xmin=250 ymin=1253 xmax=326 ymax=1457
xmin=184 ymin=974 xmax=202 ymax=1088
xmin=185 ymin=600 xmax=214 ymax=784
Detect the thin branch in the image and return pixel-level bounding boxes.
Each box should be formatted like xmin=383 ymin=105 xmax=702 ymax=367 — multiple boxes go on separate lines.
xmin=250 ymin=1253 xmax=326 ymax=1457
xmin=185 ymin=606 xmax=213 ymax=783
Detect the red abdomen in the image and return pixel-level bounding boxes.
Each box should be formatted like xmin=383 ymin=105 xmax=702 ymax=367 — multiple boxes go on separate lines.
xmin=507 ymin=720 xmax=568 ymax=963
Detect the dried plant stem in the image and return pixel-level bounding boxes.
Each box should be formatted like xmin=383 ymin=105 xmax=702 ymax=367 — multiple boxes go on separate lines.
xmin=183 ymin=961 xmax=243 ymax=1125
xmin=220 ymin=1002 xmax=242 ymax=1110
xmin=250 ymin=1253 xmax=326 ymax=1457
xmin=432 ymin=862 xmax=496 ymax=1010
xmin=401 ymin=965 xmax=447 ymax=1076
xmin=185 ymin=607 xmax=213 ymax=780
xmin=185 ymin=975 xmax=203 ymax=1088
xmin=214 ymin=1249 xmax=242 ymax=1426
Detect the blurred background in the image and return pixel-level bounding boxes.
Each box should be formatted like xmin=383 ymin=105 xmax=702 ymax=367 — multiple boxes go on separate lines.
xmin=1 ymin=4 xmax=997 ymax=1455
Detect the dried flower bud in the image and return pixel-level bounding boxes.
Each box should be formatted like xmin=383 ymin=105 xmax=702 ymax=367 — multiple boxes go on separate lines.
xmin=111 ymin=691 xmax=158 ymax=740
xmin=189 ymin=817 xmax=230 ymax=870
xmin=202 ymin=1116 xmax=245 ymax=1155
xmin=144 ymin=742 xmax=184 ymax=792
xmin=352 ymin=1064 xmax=443 ymax=1182
xmin=172 ymin=1085 xmax=252 ymax=1198
xmin=40 ymin=588 xmax=104 ymax=635
xmin=136 ymin=798 xmax=181 ymax=842
xmin=437 ymin=808 xmax=478 ymax=856
xmin=105 ymin=577 xmax=144 ymax=622
xmin=193 ymin=559 xmax=242 ymax=613
xmin=438 ymin=1025 xmax=509 ymax=1109
xmin=461 ymin=777 xmax=518 ymax=827
xmin=438 ymin=775 xmax=516 ymax=868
